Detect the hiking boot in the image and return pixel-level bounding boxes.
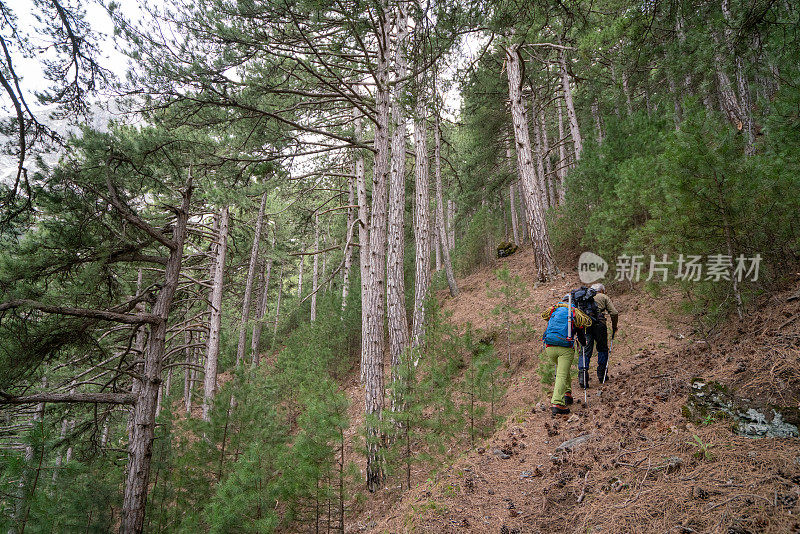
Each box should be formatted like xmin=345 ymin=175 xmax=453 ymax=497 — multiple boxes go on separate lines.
xmin=551 ymin=404 xmax=570 ymax=416
xmin=564 ymin=392 xmax=574 ymax=405
xmin=578 ymin=370 xmax=590 ymax=389
xmin=597 ymin=369 xmax=609 ymax=384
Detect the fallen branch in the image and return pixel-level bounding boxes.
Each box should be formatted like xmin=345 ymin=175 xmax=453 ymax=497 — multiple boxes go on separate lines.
xmin=705 ymin=493 xmax=774 ymax=512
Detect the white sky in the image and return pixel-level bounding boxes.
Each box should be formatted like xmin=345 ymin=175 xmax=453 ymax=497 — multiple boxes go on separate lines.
xmin=3 ymin=0 xmax=136 ymax=112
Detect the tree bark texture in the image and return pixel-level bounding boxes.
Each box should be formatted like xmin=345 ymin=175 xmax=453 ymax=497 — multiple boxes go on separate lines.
xmin=202 ymin=206 xmax=228 ymax=421
xmin=236 ymin=192 xmax=268 ymax=367
xmin=121 ymin=180 xmax=192 ymax=534
xmin=506 ymin=43 xmax=557 ymax=280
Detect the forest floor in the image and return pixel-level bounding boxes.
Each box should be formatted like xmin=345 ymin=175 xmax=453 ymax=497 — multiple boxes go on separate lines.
xmin=347 ymin=246 xmax=800 ymax=534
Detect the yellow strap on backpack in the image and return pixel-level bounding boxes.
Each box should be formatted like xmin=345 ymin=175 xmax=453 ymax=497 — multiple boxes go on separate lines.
xmin=541 ymin=302 xmax=592 ymax=328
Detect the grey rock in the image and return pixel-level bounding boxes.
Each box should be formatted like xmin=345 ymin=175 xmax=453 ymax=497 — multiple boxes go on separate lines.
xmin=665 ymin=456 xmax=683 ymax=473
xmin=556 ymin=433 xmax=595 ymax=452
xmin=492 ymin=449 xmax=510 ymax=459
xmin=684 ymin=379 xmax=799 ymax=439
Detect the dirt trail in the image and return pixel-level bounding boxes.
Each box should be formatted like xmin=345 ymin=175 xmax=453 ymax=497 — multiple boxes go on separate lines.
xmin=361 ymin=247 xmax=800 ymax=534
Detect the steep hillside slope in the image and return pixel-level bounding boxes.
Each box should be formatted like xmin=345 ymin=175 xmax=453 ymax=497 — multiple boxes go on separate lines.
xmin=366 ymin=247 xmax=800 ymax=534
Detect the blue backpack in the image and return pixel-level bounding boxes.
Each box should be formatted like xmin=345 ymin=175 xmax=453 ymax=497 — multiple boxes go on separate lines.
xmin=543 ymin=306 xmax=574 ymax=347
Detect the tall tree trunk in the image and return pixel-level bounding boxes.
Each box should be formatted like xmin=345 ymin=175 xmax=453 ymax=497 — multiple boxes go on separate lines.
xmin=622 ymin=68 xmax=633 ymax=116
xmin=271 ymin=265 xmax=283 ymax=349
xmin=297 ymin=245 xmax=304 ymax=298
xmin=322 ymin=228 xmax=329 ymax=292
xmin=183 ymin=329 xmax=193 ymax=414
xmin=364 ymin=4 xmax=391 ymax=491
xmin=482 ymin=196 xmax=492 ymax=263
xmin=122 ymin=180 xmax=191 ymax=534
xmin=251 ymin=230 xmax=274 ymax=367
xmin=202 ymin=206 xmax=228 ymax=422
xmin=164 ymin=367 xmax=172 ymax=405
xmin=447 ymin=199 xmax=455 ymax=252
xmin=721 ymin=0 xmax=755 ymax=154
xmin=127 ymin=269 xmax=148 ymax=437
xmin=12 ymin=378 xmax=46 ymax=534
xmin=509 ymin=183 xmax=520 ymax=246
xmin=667 ymin=69 xmax=683 ymax=130
xmin=713 ymin=30 xmax=744 ymax=128
xmin=506 ymin=43 xmax=557 ymax=280
xmin=539 ymin=110 xmax=557 ymax=207
xmin=507 ymin=137 xmax=521 ymax=245
xmin=388 ymin=0 xmax=410 ymax=405
xmin=558 ymin=47 xmax=583 ymax=161
xmin=500 ymin=190 xmax=508 ymax=239
xmin=591 ymin=99 xmax=604 ymax=143
xmin=517 ymin=182 xmax=528 ymax=242
xmin=354 ymin=108 xmax=370 ymax=383
xmin=556 ymin=101 xmax=568 ymax=203
xmin=411 ymin=72 xmax=431 ymax=350
xmin=676 ymin=10 xmax=693 ymax=92
xmin=610 ymin=60 xmax=622 ymax=117
xmin=735 ymin=55 xmax=754 ymax=154
xmin=434 ymin=114 xmax=458 ymax=296
xmin=311 ymin=214 xmax=319 ymax=322
xmin=531 ymin=100 xmax=549 ymax=209
xmin=53 ymin=418 xmax=68 ymax=482
xmin=434 ymin=231 xmax=442 ymax=271
xmin=236 ymin=192 xmax=267 ymax=367
xmin=341 ymin=172 xmax=355 ymax=312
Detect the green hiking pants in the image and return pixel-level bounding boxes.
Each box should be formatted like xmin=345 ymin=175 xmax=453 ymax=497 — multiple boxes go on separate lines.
xmin=546 ymin=345 xmax=574 ymax=406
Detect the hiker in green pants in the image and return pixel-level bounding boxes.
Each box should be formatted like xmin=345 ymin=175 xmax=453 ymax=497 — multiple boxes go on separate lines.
xmin=541 ymin=298 xmax=590 ymax=415
xmin=548 ymin=344 xmax=580 ymax=411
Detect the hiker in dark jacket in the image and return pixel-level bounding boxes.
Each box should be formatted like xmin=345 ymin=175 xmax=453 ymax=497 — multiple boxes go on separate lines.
xmin=541 ymin=298 xmax=590 ymax=415
xmin=578 ymin=283 xmax=619 ymax=388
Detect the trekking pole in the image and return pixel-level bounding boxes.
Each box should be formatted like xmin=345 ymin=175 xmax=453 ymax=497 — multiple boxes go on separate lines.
xmin=602 ymin=339 xmax=612 ymax=385
xmin=583 ymin=347 xmax=588 ymax=407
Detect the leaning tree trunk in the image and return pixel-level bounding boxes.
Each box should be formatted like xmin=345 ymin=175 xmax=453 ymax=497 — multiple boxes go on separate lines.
xmin=363 ymin=4 xmax=391 ymax=492
xmin=387 ymin=0 xmax=411 ymax=406
xmin=122 ymin=181 xmax=191 ymax=534
xmin=506 ymin=43 xmax=557 ymax=280
xmin=434 ymin=114 xmax=459 ymax=297
xmin=558 ymin=46 xmax=583 ymax=161
xmin=411 ymin=71 xmax=431 ymax=350
xmin=236 ymin=192 xmax=267 ymax=366
xmin=202 ymin=206 xmax=228 ymax=422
